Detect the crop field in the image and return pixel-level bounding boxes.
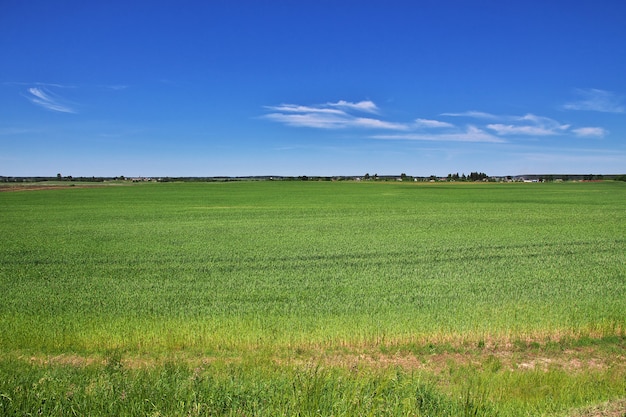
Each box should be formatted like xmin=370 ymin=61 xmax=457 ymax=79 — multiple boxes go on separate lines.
xmin=1 ymin=180 xmax=625 ymax=416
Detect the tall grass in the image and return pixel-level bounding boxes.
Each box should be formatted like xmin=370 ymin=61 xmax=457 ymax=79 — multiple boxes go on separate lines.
xmin=1 ymin=347 xmax=624 ymax=416
xmin=0 ymin=354 xmax=508 ymax=416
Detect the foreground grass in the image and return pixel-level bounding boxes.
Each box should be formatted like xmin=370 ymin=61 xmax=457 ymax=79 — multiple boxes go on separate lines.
xmin=1 ymin=336 xmax=624 ymax=416
xmin=1 ymin=181 xmax=625 ymax=415
xmin=0 ymin=355 xmax=488 ymax=417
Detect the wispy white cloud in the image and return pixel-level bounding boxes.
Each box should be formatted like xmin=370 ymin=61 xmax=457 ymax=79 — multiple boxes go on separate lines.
xmin=4 ymin=81 xmax=76 ymax=88
xmin=263 ymin=100 xmax=608 ymax=144
xmin=327 ymin=100 xmax=379 ymax=114
xmin=263 ymin=111 xmax=351 ymax=129
xmin=563 ymin=88 xmax=625 ymax=113
xmin=487 ymin=124 xmax=552 ymax=136
xmin=415 ymin=118 xmax=454 ymax=128
xmin=372 ymin=126 xmax=505 ymax=143
xmin=262 ymin=100 xmax=408 ymax=130
xmin=487 ymin=124 xmax=559 ymax=136
xmin=487 ymin=114 xmax=570 ymax=136
xmin=264 ymin=104 xmax=345 ymax=115
xmin=25 ymin=87 xmax=75 ymax=113
xmin=572 ymin=127 xmax=607 ymax=138
xmin=351 ymin=117 xmax=409 ymax=130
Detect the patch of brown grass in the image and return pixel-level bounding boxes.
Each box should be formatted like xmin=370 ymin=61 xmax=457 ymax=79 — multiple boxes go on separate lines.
xmin=11 ymin=334 xmax=626 ymax=377
xmin=285 ymin=345 xmax=623 ymax=376
xmin=569 ymin=399 xmax=626 ymax=417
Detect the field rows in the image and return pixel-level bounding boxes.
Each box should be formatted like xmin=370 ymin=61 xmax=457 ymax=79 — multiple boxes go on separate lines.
xmin=2 ymin=182 xmax=625 ymax=351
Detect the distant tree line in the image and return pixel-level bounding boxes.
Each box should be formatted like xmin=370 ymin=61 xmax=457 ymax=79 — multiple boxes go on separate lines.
xmin=2 ymin=173 xmax=626 ymax=183
xmin=446 ymin=172 xmax=489 ymax=181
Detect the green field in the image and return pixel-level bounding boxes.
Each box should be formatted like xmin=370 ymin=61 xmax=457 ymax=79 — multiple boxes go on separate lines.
xmin=1 ymin=181 xmax=625 ymax=416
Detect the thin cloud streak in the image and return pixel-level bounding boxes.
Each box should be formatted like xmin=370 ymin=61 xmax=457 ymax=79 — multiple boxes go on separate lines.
xmin=563 ymin=88 xmax=625 ymax=113
xmin=572 ymin=127 xmax=607 ymax=138
xmin=262 ymin=100 xmax=408 ymax=130
xmin=4 ymin=81 xmax=76 ymax=88
xmin=264 ymin=104 xmax=346 ymax=115
xmin=25 ymin=87 xmax=75 ymax=113
xmin=487 ymin=125 xmax=558 ymax=136
xmin=441 ymin=112 xmax=572 ymax=136
xmin=371 ymin=126 xmax=506 ymax=143
xmin=352 ymin=117 xmax=408 ymax=130
xmin=327 ymin=100 xmax=379 ymax=114
xmin=487 ymin=115 xmax=570 ymax=136
xmin=415 ymin=118 xmax=454 ymax=128
xmin=263 ymin=112 xmax=408 ymax=130
xmin=264 ymin=112 xmax=352 ymax=129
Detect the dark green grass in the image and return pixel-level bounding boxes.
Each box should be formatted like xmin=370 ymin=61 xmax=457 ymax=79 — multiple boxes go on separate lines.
xmin=1 ymin=181 xmax=624 ymax=353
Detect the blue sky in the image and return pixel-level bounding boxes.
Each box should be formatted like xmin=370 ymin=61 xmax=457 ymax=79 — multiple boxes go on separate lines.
xmin=1 ymin=1 xmax=625 ymax=177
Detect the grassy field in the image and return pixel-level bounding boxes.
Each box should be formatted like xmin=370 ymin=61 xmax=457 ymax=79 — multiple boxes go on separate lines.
xmin=1 ymin=180 xmax=624 ymax=416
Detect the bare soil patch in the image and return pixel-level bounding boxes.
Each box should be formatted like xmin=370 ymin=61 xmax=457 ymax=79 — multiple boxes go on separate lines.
xmin=295 ymin=345 xmax=624 ymax=375
xmin=15 ymin=339 xmax=625 ymax=375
